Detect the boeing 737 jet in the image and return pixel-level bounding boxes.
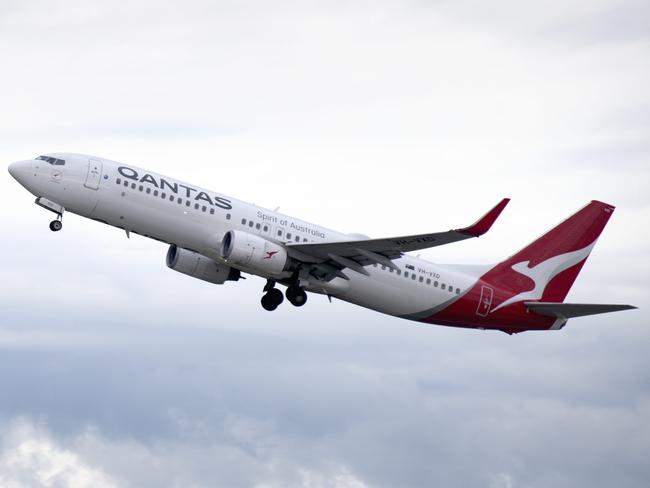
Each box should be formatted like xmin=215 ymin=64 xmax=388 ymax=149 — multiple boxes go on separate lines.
xmin=8 ymin=153 xmax=636 ymax=334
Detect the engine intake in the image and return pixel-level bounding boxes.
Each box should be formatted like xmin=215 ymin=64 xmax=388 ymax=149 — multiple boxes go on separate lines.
xmin=166 ymin=245 xmax=240 ymax=284
xmin=221 ymin=230 xmax=288 ymax=275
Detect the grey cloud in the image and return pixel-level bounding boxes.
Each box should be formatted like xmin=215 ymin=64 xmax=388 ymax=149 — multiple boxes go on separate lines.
xmin=539 ymin=0 xmax=650 ymax=44
xmin=1 ymin=312 xmax=649 ymax=487
xmin=435 ymin=0 xmax=650 ymax=45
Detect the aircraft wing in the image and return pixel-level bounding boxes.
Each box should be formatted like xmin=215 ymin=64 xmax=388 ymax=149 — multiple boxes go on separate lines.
xmin=287 ymin=198 xmax=510 ymax=280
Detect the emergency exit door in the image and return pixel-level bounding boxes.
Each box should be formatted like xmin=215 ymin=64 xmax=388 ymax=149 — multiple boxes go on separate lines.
xmin=476 ymin=285 xmax=493 ymax=317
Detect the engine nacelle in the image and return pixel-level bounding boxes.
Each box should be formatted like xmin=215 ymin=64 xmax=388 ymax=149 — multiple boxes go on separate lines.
xmin=221 ymin=230 xmax=289 ymax=275
xmin=166 ymin=245 xmax=240 ymax=284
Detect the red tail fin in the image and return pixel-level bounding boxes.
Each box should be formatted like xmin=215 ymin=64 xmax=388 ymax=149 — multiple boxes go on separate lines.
xmin=485 ymin=201 xmax=615 ymax=309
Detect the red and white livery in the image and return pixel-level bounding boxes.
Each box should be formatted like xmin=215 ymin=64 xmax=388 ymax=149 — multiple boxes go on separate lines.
xmin=8 ymin=153 xmax=636 ymax=333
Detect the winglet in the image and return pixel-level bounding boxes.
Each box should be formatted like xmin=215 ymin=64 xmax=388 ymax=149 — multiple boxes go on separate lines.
xmin=455 ymin=198 xmax=510 ymax=237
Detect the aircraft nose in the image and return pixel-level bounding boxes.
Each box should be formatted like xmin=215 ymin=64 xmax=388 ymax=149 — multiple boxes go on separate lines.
xmin=8 ymin=160 xmax=32 ymax=181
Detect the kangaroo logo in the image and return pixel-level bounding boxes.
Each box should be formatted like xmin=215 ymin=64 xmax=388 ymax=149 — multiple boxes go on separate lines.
xmin=491 ymin=241 xmax=596 ymax=313
xmin=263 ymin=250 xmax=279 ymax=260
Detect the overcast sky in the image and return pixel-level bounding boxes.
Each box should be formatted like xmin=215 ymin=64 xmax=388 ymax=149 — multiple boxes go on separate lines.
xmin=1 ymin=1 xmax=649 ymax=487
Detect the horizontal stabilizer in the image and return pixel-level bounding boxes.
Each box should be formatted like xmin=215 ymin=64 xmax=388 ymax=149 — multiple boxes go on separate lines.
xmin=525 ymin=302 xmax=637 ymax=319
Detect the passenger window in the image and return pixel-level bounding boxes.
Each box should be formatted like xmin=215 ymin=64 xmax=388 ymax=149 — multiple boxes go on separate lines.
xmin=210 ymin=208 xmax=215 ymax=215
xmin=441 ymin=284 xmax=446 ymax=290
xmin=139 ymin=185 xmax=144 ymax=192
xmin=241 ymin=218 xmax=246 ymax=225
xmin=195 ymin=203 xmax=200 ymax=210
xmin=226 ymin=214 xmax=231 ymax=220
xmin=419 ymin=276 xmax=423 ymax=282
xmin=381 ymin=265 xmax=386 ymax=270
xmin=411 ymin=274 xmax=416 ymax=280
xmin=177 ymin=198 xmax=182 ymax=204
xmin=169 ymin=195 xmax=174 ymax=201
xmin=248 ymin=221 xmax=254 ymax=227
xmin=263 ymin=225 xmax=268 ymax=232
xmin=202 ymin=206 xmax=207 ymax=212
xmin=186 ymin=200 xmax=190 ymax=207
xmin=303 ymin=238 xmax=308 ymax=242
xmin=116 ymin=178 xmax=121 ymax=185
xmin=397 ymin=269 xmax=401 ymax=275
xmin=277 ymin=230 xmax=282 ymax=236
xmin=146 ymin=188 xmax=151 ymax=194
xmin=161 ymin=192 xmax=166 ymax=199
xmin=295 ymin=235 xmax=300 ymax=242
xmin=456 ymin=288 xmax=460 ymax=294
xmin=404 ymin=272 xmax=409 ymax=278
xmin=389 ymin=268 xmax=394 ymax=273
xmin=123 ymin=180 xmax=129 ymax=187
xmin=256 ymin=223 xmax=261 ymax=230
xmin=434 ymin=281 xmax=438 ymax=287
xmin=287 ymin=233 xmax=292 ymax=239
xmin=153 ymin=190 xmax=159 ymax=196
xmin=131 ymin=183 xmax=136 ymax=189
xmin=426 ymin=278 xmax=431 ymax=285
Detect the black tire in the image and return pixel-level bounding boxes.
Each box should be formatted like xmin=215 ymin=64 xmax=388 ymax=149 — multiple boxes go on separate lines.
xmin=261 ymin=293 xmax=278 ymax=311
xmin=286 ymin=285 xmax=298 ymax=301
xmin=268 ymin=288 xmax=284 ymax=306
xmin=287 ymin=286 xmax=307 ymax=307
xmin=49 ymin=220 xmax=62 ymax=232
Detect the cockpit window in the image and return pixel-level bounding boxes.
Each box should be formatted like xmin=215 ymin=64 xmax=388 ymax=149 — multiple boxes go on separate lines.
xmin=36 ymin=155 xmax=65 ymax=165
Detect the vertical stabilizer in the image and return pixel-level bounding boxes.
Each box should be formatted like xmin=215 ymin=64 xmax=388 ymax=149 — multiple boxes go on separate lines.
xmin=485 ymin=201 xmax=615 ymax=311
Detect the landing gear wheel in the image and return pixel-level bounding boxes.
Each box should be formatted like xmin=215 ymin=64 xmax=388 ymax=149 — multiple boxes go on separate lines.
xmin=261 ymin=288 xmax=284 ymax=311
xmin=286 ymin=285 xmax=308 ymax=307
xmin=49 ymin=220 xmax=62 ymax=232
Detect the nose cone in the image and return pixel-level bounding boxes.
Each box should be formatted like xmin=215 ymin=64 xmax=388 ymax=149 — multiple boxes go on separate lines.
xmin=8 ymin=160 xmax=31 ymax=181
xmin=8 ymin=160 xmax=38 ymax=192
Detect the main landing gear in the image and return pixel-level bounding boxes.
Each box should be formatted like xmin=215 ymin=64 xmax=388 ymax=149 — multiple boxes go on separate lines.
xmin=260 ymin=280 xmax=308 ymax=311
xmin=261 ymin=280 xmax=284 ymax=311
xmin=286 ymin=284 xmax=307 ymax=307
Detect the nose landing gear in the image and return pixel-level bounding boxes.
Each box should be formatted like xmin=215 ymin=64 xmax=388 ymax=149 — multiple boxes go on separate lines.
xmin=49 ymin=217 xmax=63 ymax=232
xmin=35 ymin=197 xmax=65 ymax=232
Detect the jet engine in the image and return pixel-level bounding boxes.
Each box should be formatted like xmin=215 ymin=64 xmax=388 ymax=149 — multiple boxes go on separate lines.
xmin=221 ymin=230 xmax=289 ymax=275
xmin=166 ymin=245 xmax=240 ymax=284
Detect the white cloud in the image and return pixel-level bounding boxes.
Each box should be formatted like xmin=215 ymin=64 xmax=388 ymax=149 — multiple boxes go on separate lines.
xmin=0 ymin=417 xmax=370 ymax=488
xmin=0 ymin=419 xmax=116 ymax=488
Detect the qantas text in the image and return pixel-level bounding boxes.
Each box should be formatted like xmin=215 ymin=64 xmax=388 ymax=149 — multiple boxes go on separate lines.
xmin=118 ymin=166 xmax=232 ymax=210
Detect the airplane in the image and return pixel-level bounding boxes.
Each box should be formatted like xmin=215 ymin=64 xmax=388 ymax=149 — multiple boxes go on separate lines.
xmin=8 ymin=153 xmax=636 ymax=334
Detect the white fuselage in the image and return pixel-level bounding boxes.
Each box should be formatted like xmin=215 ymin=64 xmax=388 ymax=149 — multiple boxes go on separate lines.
xmin=9 ymin=153 xmax=480 ymax=319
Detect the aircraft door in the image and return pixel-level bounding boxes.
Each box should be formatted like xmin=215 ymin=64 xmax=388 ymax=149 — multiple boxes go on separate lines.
xmin=84 ymin=159 xmax=103 ymax=190
xmin=476 ymin=285 xmax=493 ymax=317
